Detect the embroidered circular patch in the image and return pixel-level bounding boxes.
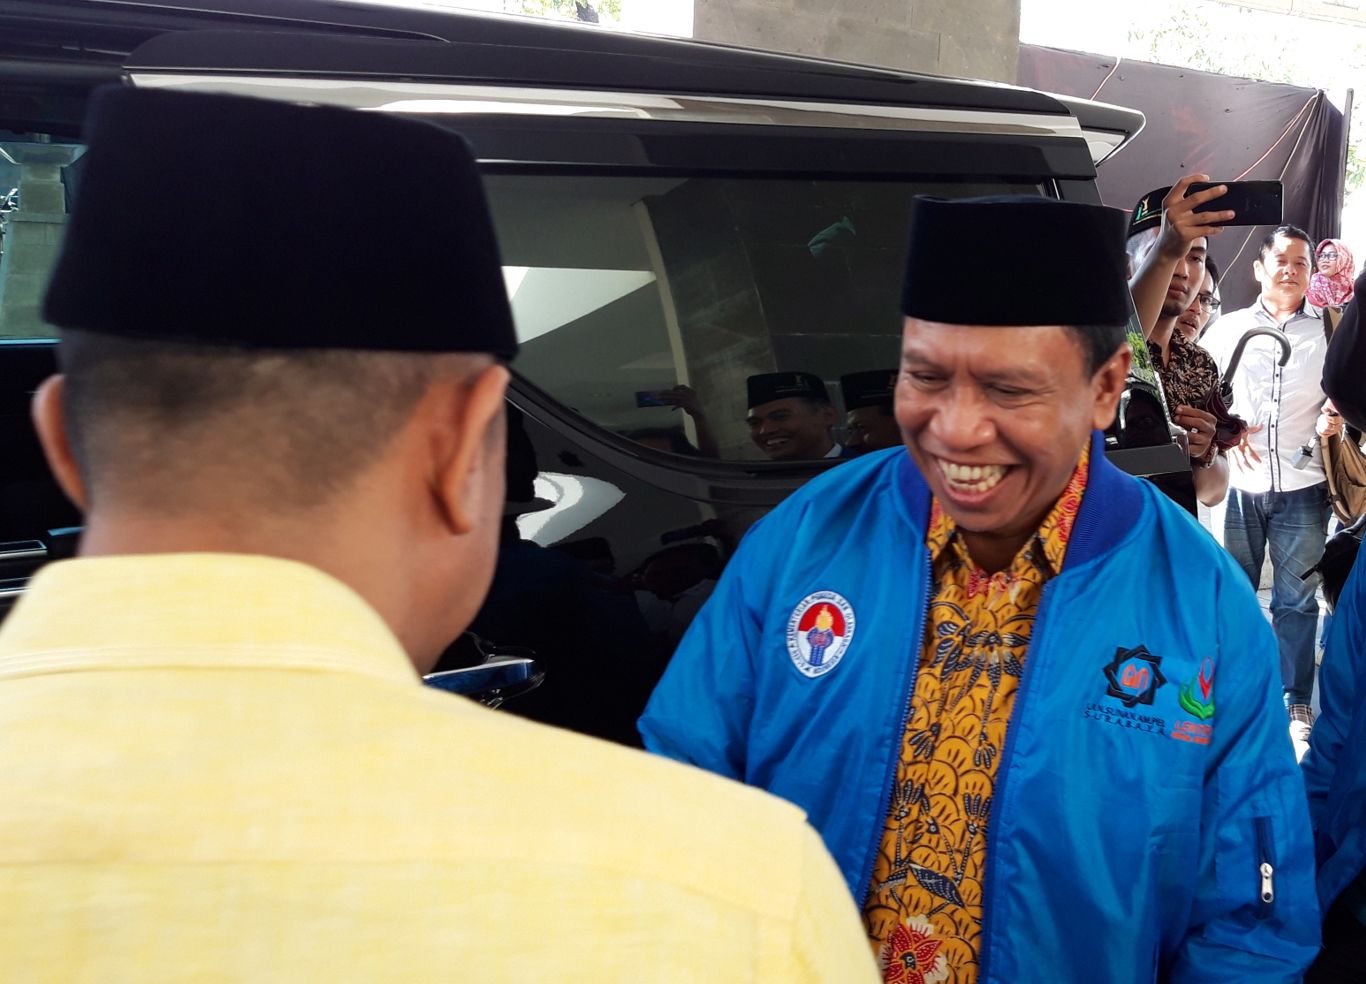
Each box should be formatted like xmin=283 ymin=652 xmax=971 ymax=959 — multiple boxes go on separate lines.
xmin=786 ymin=591 xmax=856 ymax=678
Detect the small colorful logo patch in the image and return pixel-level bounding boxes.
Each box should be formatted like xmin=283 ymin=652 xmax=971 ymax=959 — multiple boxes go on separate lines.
xmin=1133 ymin=195 xmax=1157 ymax=224
xmin=1178 ymin=658 xmax=1216 ymax=721
xmin=1103 ymin=645 xmax=1167 ymax=708
xmin=786 ymin=591 xmax=855 ymax=678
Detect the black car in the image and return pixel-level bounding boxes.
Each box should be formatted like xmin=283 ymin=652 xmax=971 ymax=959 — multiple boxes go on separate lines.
xmin=0 ymin=0 xmax=1179 ymax=742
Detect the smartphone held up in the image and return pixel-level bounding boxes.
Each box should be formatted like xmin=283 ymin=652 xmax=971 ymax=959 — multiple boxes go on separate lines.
xmin=635 ymin=390 xmax=670 ymax=408
xmin=1186 ymin=180 xmax=1283 ymax=227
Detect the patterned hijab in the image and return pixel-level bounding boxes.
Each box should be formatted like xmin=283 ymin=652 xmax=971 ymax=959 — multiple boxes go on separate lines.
xmin=1308 ymin=238 xmax=1355 ymax=307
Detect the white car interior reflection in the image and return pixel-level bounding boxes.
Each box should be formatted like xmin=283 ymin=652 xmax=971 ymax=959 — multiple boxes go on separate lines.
xmin=517 ymin=472 xmax=625 ymax=545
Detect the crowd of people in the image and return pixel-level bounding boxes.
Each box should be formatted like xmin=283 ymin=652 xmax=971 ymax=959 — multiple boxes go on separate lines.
xmin=1122 ymin=176 xmax=1360 ymax=766
xmin=5 ymin=86 xmax=1366 ymax=983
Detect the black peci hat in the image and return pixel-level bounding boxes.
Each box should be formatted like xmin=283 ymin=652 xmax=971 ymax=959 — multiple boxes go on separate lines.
xmin=900 ymin=195 xmax=1131 ymax=329
xmin=44 ymin=86 xmax=517 ymax=358
xmin=746 ymin=371 xmax=830 ymax=409
xmin=840 ymin=369 xmax=897 ymax=411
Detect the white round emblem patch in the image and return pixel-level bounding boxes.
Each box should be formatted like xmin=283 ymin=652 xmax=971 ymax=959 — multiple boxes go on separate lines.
xmin=786 ymin=591 xmax=856 ymax=679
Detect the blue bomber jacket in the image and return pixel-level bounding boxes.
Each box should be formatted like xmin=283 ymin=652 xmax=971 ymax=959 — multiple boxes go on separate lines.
xmin=1301 ymin=546 xmax=1366 ymax=915
xmin=640 ymin=435 xmax=1319 ymax=983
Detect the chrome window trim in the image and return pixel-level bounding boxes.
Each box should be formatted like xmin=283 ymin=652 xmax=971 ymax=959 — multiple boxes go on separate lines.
xmin=0 ymin=542 xmax=47 ymax=563
xmin=129 ymin=73 xmax=1103 ymax=152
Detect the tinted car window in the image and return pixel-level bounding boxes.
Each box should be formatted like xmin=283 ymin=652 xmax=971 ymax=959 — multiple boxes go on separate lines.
xmin=0 ymin=132 xmax=83 ymax=562
xmin=0 ymin=120 xmax=1051 ymax=739
xmin=0 ymin=132 xmax=83 ymax=341
xmin=481 ymin=173 xmax=1042 ymax=462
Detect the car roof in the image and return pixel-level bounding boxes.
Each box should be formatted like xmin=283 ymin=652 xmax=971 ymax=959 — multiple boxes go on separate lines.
xmin=0 ymin=0 xmax=1142 ymax=161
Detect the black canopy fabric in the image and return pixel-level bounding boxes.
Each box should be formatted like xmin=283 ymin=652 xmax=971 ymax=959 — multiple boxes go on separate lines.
xmin=1019 ymin=44 xmax=1348 ymax=312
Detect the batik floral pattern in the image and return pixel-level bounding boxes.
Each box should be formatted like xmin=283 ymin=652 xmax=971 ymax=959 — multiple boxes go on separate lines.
xmin=862 ymin=446 xmax=1089 ymax=983
xmin=880 ymin=916 xmax=950 ymax=984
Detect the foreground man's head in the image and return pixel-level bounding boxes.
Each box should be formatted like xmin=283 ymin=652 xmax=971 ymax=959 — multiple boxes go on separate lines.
xmin=33 ymin=87 xmax=518 ymax=671
xmin=896 ymin=195 xmax=1132 ymax=570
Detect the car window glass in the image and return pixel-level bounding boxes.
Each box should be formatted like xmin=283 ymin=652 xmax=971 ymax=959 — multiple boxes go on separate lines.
xmin=481 ymin=174 xmax=1042 ymax=463
xmin=0 ymin=131 xmax=84 ymax=341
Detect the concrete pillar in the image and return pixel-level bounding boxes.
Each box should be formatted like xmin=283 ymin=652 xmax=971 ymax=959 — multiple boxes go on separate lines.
xmin=0 ymin=143 xmax=81 ymax=339
xmin=692 ymin=0 xmax=1021 ymax=84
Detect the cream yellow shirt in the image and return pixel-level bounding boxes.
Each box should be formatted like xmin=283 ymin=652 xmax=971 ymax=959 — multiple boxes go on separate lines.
xmin=0 ymin=554 xmax=875 ymax=983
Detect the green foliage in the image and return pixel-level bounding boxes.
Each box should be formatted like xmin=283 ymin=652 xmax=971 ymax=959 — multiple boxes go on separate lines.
xmin=1127 ymin=7 xmax=1297 ymax=84
xmin=513 ymin=0 xmax=621 ymax=20
xmin=1127 ymin=2 xmax=1364 ymax=198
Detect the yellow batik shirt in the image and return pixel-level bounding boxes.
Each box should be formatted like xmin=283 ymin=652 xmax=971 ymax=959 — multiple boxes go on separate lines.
xmin=862 ymin=445 xmax=1090 ymax=984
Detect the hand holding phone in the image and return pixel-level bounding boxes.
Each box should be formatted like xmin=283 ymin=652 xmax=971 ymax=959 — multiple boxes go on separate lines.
xmin=1185 ymin=180 xmax=1283 ymax=227
xmin=636 ymin=385 xmax=704 ymax=416
xmin=1151 ymin=175 xmax=1235 ymax=260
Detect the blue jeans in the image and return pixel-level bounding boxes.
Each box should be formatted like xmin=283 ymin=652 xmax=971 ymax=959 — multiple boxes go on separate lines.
xmin=1223 ymin=484 xmax=1328 ymax=706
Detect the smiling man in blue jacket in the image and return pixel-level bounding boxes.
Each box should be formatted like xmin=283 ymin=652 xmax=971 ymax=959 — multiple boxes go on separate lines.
xmin=639 ymin=195 xmax=1318 ymax=983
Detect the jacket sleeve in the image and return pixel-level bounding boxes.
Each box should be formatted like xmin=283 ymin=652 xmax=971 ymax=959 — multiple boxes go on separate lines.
xmin=1167 ymin=561 xmax=1321 ymax=982
xmin=637 ymin=520 xmax=772 ymax=779
xmin=1301 ymin=551 xmax=1366 ymax=838
xmin=1324 ymin=268 xmax=1366 ymax=432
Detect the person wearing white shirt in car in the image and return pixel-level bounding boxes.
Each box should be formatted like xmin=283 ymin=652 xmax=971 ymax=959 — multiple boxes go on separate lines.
xmin=1201 ymin=224 xmax=1329 ymax=755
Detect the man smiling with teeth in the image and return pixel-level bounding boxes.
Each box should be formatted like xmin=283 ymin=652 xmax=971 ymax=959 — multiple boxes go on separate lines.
xmin=896 ymin=315 xmax=1119 ymax=570
xmin=745 ymin=371 xmax=845 ymax=461
xmin=641 ymin=195 xmax=1317 ymax=983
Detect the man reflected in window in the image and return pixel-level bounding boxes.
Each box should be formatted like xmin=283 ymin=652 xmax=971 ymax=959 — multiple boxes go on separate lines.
xmin=746 ymin=371 xmax=845 ymax=460
xmin=841 ymin=369 xmax=902 ymax=456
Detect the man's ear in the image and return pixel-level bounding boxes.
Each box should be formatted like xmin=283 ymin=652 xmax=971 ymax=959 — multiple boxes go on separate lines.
xmin=1253 ymin=257 xmax=1267 ymax=284
xmin=31 ymin=374 xmax=89 ymax=512
xmin=1090 ymin=345 xmax=1133 ymax=432
xmin=432 ymin=363 xmax=510 ymax=536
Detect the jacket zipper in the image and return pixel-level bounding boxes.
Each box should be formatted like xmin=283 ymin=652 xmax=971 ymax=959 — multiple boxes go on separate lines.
xmin=1255 ymin=815 xmax=1276 ymax=920
xmin=856 ymin=547 xmax=932 ymax=909
xmin=977 ymin=578 xmax=1058 ymax=984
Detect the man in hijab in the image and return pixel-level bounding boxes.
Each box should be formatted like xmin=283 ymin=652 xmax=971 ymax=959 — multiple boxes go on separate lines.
xmin=0 ymin=87 xmax=874 ymax=982
xmin=642 ymin=194 xmax=1318 ymax=982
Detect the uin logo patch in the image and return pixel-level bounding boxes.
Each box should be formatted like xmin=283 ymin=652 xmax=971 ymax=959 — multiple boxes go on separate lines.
xmin=786 ymin=591 xmax=856 ymax=678
xmin=1103 ymin=645 xmax=1167 ymax=708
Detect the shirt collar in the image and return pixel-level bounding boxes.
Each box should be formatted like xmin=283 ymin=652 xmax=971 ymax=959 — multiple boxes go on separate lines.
xmin=0 ymin=553 xmax=419 ymax=686
xmin=1256 ymin=295 xmax=1317 ymax=323
xmin=1148 ymin=328 xmax=1192 ymax=360
xmin=926 ymin=442 xmax=1090 ymax=576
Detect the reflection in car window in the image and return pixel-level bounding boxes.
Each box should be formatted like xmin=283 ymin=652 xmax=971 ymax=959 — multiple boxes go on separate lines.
xmin=482 ymin=174 xmax=1042 ymax=461
xmin=0 ymin=132 xmax=84 ymax=340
